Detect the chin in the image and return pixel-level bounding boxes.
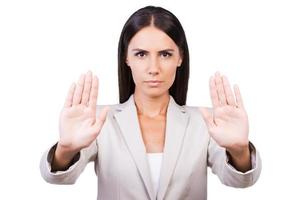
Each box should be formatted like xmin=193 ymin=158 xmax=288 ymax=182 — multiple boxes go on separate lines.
xmin=142 ymin=89 xmax=169 ymax=98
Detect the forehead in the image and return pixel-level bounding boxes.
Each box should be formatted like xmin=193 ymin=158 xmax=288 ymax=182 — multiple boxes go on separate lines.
xmin=128 ymin=26 xmax=178 ymax=51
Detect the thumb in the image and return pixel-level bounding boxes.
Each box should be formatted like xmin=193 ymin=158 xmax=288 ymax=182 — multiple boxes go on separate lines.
xmin=92 ymin=106 xmax=110 ymax=134
xmin=198 ymin=107 xmax=214 ymax=129
xmin=96 ymin=106 xmax=110 ymax=125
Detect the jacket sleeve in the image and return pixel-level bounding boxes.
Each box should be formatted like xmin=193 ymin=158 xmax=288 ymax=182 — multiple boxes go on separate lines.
xmin=207 ymin=137 xmax=262 ymax=188
xmin=39 ymin=140 xmax=98 ymax=185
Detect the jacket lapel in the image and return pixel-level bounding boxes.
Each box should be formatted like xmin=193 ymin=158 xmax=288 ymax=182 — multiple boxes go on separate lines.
xmin=114 ymin=95 xmax=189 ymax=200
xmin=157 ymin=96 xmax=189 ymax=200
xmin=114 ymin=95 xmax=155 ymax=200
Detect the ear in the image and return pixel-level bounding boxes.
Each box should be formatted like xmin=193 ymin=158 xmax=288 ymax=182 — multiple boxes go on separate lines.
xmin=177 ymin=58 xmax=183 ymax=67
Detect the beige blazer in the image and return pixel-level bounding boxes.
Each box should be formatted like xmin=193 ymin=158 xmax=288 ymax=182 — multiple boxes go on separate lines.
xmin=40 ymin=94 xmax=262 ymax=200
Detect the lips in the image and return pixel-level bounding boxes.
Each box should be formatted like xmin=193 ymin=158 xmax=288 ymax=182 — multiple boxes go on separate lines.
xmin=144 ymin=80 xmax=163 ymax=87
xmin=145 ymin=80 xmax=163 ymax=83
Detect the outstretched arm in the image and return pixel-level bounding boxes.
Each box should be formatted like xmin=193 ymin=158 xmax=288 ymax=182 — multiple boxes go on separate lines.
xmin=200 ymin=72 xmax=251 ymax=172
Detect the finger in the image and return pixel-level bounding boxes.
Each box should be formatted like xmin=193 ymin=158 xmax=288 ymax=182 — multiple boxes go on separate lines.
xmin=72 ymin=74 xmax=85 ymax=105
xmin=64 ymin=82 xmax=76 ymax=108
xmin=209 ymin=76 xmax=220 ymax=107
xmin=88 ymin=75 xmax=99 ymax=110
xmin=215 ymin=72 xmax=227 ymax=105
xmin=222 ymin=76 xmax=236 ymax=106
xmin=91 ymin=106 xmax=110 ymax=135
xmin=81 ymin=71 xmax=93 ymax=105
xmin=233 ymin=84 xmax=244 ymax=108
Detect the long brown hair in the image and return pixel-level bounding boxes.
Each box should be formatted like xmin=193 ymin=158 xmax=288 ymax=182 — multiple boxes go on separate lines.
xmin=118 ymin=6 xmax=190 ymax=105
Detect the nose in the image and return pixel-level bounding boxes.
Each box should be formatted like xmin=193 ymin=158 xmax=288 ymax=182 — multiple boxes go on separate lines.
xmin=148 ymin=56 xmax=160 ymax=76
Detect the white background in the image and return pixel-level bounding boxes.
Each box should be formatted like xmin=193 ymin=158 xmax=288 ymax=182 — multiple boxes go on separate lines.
xmin=0 ymin=0 xmax=299 ymax=199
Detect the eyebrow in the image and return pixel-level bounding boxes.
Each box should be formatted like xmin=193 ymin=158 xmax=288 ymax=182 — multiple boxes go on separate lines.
xmin=131 ymin=48 xmax=175 ymax=53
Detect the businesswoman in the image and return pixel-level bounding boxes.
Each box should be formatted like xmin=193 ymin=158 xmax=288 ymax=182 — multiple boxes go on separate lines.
xmin=40 ymin=6 xmax=261 ymax=200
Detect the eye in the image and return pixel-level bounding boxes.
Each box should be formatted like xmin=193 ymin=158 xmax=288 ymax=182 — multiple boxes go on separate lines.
xmin=160 ymin=51 xmax=172 ymax=58
xmin=135 ymin=51 xmax=147 ymax=58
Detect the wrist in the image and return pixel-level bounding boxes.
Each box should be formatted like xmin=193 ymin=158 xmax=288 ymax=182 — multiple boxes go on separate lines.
xmin=51 ymin=143 xmax=79 ymax=171
xmin=226 ymin=143 xmax=250 ymax=159
xmin=56 ymin=143 xmax=79 ymax=161
xmin=226 ymin=141 xmax=250 ymax=158
xmin=226 ymin=143 xmax=251 ymax=172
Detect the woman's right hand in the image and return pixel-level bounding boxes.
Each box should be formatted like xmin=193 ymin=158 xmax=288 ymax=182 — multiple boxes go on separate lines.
xmin=58 ymin=71 xmax=109 ymax=153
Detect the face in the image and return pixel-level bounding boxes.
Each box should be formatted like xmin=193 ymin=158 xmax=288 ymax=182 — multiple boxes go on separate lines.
xmin=126 ymin=26 xmax=182 ymax=98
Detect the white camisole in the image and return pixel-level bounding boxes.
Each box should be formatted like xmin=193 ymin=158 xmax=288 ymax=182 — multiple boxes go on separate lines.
xmin=147 ymin=152 xmax=163 ymax=195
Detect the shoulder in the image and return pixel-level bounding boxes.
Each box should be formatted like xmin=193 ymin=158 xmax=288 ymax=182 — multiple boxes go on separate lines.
xmin=183 ymin=105 xmax=212 ymax=115
xmin=183 ymin=105 xmax=214 ymax=127
xmin=96 ymin=103 xmax=121 ymax=116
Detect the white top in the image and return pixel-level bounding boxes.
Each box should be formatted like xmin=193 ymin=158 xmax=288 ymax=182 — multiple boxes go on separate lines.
xmin=147 ymin=153 xmax=163 ymax=195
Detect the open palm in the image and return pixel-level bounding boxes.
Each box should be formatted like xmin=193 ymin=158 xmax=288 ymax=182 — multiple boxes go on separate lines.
xmin=200 ymin=72 xmax=249 ymax=151
xmin=59 ymin=72 xmax=109 ymax=152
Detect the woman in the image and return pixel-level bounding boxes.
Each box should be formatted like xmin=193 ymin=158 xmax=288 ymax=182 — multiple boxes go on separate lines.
xmin=40 ymin=6 xmax=261 ymax=200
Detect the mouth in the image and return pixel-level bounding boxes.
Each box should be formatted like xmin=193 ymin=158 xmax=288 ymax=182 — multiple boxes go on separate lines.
xmin=145 ymin=80 xmax=163 ymax=83
xmin=144 ymin=80 xmax=163 ymax=87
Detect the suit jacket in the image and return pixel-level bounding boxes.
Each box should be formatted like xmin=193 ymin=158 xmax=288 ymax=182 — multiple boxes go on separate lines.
xmin=40 ymin=94 xmax=262 ymax=200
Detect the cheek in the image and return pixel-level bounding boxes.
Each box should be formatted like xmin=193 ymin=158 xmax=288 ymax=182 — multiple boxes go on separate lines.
xmin=167 ymin=69 xmax=178 ymax=87
xmin=129 ymin=65 xmax=144 ymax=83
xmin=164 ymin=63 xmax=178 ymax=80
xmin=128 ymin=59 xmax=148 ymax=82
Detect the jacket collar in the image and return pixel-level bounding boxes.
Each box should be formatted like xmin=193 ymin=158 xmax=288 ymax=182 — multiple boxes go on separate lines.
xmin=114 ymin=94 xmax=190 ymax=200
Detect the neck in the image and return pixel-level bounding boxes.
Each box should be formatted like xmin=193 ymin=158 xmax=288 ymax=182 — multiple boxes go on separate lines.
xmin=133 ymin=92 xmax=170 ymax=118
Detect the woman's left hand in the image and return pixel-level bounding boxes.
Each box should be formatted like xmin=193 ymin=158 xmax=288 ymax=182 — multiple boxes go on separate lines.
xmin=199 ymin=72 xmax=249 ymax=156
